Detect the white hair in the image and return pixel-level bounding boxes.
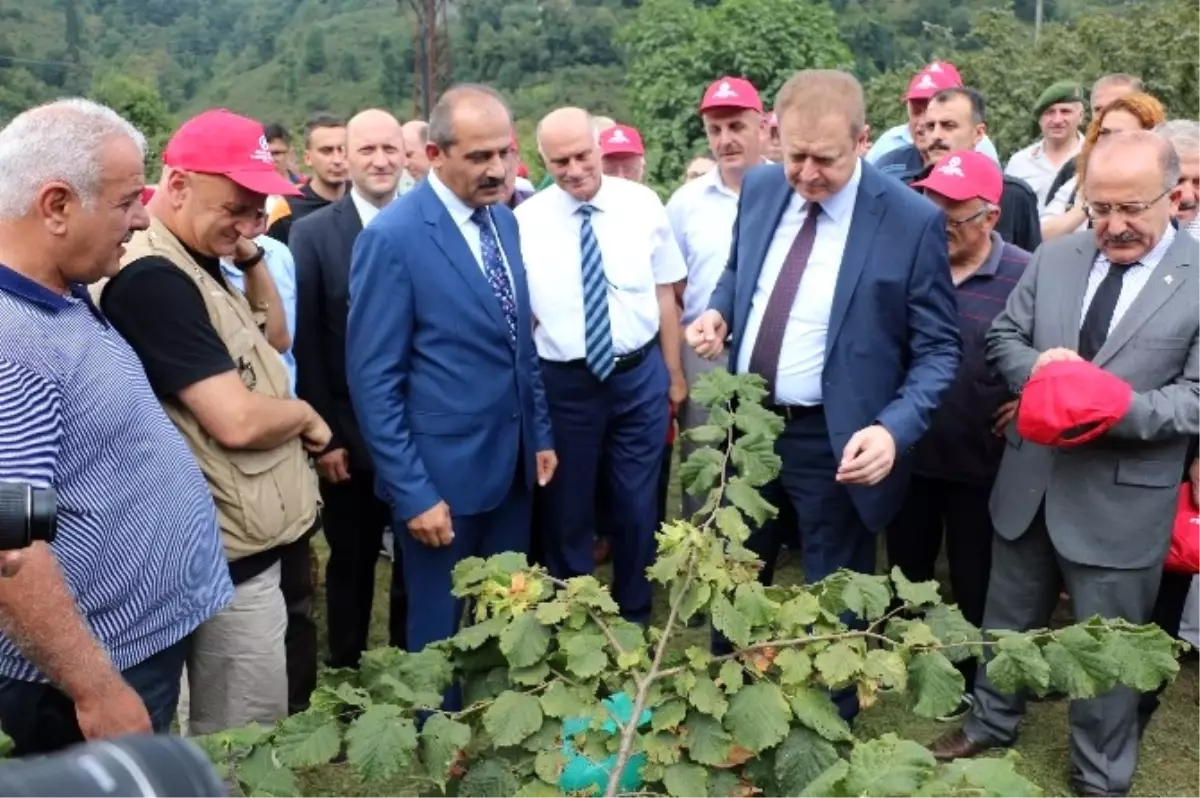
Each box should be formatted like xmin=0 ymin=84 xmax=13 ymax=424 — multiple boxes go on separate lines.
xmin=0 ymin=97 xmax=147 ymax=220
xmin=1156 ymin=119 xmax=1200 ymax=160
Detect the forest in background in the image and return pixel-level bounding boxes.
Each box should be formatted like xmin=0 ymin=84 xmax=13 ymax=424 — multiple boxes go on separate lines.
xmin=0 ymin=0 xmax=1195 ymax=190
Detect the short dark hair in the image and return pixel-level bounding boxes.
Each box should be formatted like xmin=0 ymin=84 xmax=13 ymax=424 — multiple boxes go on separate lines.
xmin=263 ymin=123 xmax=291 ymax=144
xmin=427 ymin=84 xmax=510 ymax=150
xmin=930 ymin=86 xmax=987 ymax=126
xmin=303 ymin=112 xmax=345 ymax=148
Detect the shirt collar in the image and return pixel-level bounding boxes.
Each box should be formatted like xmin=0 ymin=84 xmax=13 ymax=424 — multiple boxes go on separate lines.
xmin=427 ymin=169 xmax=477 ymax=227
xmin=973 ymin=232 xmax=1007 ymax=279
xmin=802 ymin=157 xmax=861 ymax=223
xmin=0 ymin=263 xmax=102 ymax=317
xmin=350 ymin=186 xmax=395 ymax=219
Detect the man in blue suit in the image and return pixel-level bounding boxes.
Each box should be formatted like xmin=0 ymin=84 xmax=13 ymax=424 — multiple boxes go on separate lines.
xmin=687 ymin=68 xmax=960 ymax=606
xmin=346 ymin=84 xmax=557 ymax=652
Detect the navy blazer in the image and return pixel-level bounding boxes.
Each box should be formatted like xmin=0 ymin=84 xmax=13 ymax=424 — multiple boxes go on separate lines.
xmin=708 ymin=161 xmax=961 ymax=529
xmin=346 ymin=180 xmax=554 ymax=522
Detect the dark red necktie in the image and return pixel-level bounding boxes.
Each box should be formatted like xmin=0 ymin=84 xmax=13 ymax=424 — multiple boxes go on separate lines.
xmin=747 ymin=201 xmax=822 ymax=397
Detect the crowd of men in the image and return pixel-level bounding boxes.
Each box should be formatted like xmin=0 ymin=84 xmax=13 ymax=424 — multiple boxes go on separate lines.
xmin=0 ymin=59 xmax=1195 ymax=798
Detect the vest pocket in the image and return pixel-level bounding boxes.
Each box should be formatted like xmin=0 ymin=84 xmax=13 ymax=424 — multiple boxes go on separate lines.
xmin=226 ymin=446 xmax=295 ymax=547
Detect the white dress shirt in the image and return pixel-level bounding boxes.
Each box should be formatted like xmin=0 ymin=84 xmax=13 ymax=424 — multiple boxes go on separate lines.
xmin=515 ymin=176 xmax=687 ymax=361
xmin=666 ymin=168 xmax=740 ymax=325
xmin=1005 ymin=133 xmax=1084 ymax=206
xmin=351 ymin=186 xmax=397 ymax=229
xmin=426 ymin=170 xmax=514 ymax=282
xmin=1080 ymin=224 xmax=1176 ymax=334
xmin=736 ymin=159 xmax=862 ymax=406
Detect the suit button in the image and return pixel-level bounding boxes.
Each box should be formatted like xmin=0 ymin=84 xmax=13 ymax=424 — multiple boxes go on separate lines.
xmin=511 ymin=413 xmax=518 ymax=420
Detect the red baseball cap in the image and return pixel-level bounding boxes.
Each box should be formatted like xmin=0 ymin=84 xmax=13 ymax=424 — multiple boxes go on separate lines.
xmin=923 ymin=60 xmax=963 ymax=84
xmin=906 ymin=66 xmax=962 ymax=101
xmin=600 ymin=124 xmax=645 ymax=156
xmin=139 ymin=187 xmax=156 ymax=205
xmin=913 ymin=150 xmax=1004 ymax=205
xmin=1016 ymin=361 xmax=1134 ymax=447
xmin=699 ymin=77 xmax=763 ymax=113
xmin=163 ymin=109 xmax=301 ymax=197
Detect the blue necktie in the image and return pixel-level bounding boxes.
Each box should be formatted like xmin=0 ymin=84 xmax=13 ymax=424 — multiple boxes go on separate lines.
xmin=578 ymin=204 xmax=614 ymax=381
xmin=471 ymin=207 xmax=517 ymax=342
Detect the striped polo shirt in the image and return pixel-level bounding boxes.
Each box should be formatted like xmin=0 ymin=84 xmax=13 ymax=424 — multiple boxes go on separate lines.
xmin=0 ymin=265 xmax=232 ymax=681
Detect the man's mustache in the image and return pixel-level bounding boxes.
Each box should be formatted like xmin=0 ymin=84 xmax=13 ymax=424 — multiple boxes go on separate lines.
xmin=477 ymin=176 xmax=504 ymax=189
xmin=1179 ymin=199 xmax=1198 ymax=212
xmin=1104 ymin=230 xmax=1141 ymax=245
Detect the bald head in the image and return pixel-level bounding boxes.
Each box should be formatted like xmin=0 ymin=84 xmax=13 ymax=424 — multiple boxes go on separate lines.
xmin=345 ymin=108 xmax=406 ymax=204
xmin=1088 ymin=130 xmax=1179 ymax=192
xmin=537 ymin=107 xmax=602 ymax=202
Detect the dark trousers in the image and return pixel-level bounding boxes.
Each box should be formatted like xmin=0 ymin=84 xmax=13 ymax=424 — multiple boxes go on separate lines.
xmin=1137 ymin=568 xmax=1194 ymax=724
xmin=885 ymin=475 xmax=993 ymax=689
xmin=536 ymin=349 xmax=670 ymax=623
xmin=279 ymin=533 xmax=318 ymax=714
xmin=0 ymin=639 xmax=186 ymax=756
xmin=322 ymin=473 xmax=406 ymax=668
xmin=716 ymin=409 xmax=875 ymax=718
xmin=656 ymin=440 xmax=673 ymax=527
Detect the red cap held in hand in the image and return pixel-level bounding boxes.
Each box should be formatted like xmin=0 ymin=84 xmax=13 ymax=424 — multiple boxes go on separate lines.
xmin=163 ymin=109 xmax=302 ymax=197
xmin=912 ymin=150 xmax=1004 ymax=205
xmin=600 ymin=124 xmax=645 ymax=156
xmin=1016 ymin=361 xmax=1133 ymax=447
xmin=699 ymin=77 xmax=763 ymax=113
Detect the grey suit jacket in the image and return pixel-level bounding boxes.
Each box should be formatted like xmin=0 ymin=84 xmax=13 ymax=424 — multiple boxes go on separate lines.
xmin=985 ymin=229 xmax=1199 ymax=569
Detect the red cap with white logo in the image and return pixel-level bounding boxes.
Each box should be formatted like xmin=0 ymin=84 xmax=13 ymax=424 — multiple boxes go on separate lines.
xmin=600 ymin=124 xmax=645 ymax=156
xmin=912 ymin=150 xmax=1004 ymax=205
xmin=163 ymin=109 xmax=302 ymax=197
xmin=906 ymin=65 xmax=962 ymax=101
xmin=699 ymin=77 xmax=763 ymax=113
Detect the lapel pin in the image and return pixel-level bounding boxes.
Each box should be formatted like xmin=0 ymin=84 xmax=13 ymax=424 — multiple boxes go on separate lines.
xmin=1165 ymin=275 xmax=1174 ymax=284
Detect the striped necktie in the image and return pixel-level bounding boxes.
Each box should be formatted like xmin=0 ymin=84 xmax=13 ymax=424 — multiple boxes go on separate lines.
xmin=578 ymin=203 xmax=614 ymax=381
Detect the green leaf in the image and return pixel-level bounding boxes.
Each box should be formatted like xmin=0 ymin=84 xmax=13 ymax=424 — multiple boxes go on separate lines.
xmin=540 ymin=680 xmax=588 ymax=718
xmin=710 ymin=594 xmax=752 ymax=648
xmin=0 ymin=729 xmax=12 ymax=758
xmin=515 ymin=780 xmax=563 ymax=797
xmin=799 ymin=759 xmax=850 ymax=797
xmin=459 ymin=758 xmax=519 ymax=797
xmin=521 ymin=717 xmax=562 ymax=752
xmin=533 ymin=749 xmax=565 ymax=785
xmin=931 ymin=750 xmax=1044 ymax=797
xmin=236 ymin=746 xmax=299 ymax=798
xmin=987 ymin=636 xmax=1052 ymax=694
xmin=924 ymin=604 xmax=983 ymax=663
xmin=717 ymin=659 xmax=744 ymax=694
xmin=686 ymin=646 xmax=712 ymax=669
xmin=840 ymin=572 xmax=892 ymax=621
xmin=789 ymin=687 xmax=854 ymax=743
xmin=1100 ymin=626 xmax=1180 ymax=692
xmin=453 ymin=616 xmax=508 ymax=652
xmin=814 ymin=641 xmax=863 ymax=687
xmin=483 ymin=690 xmax=544 ymax=747
xmin=734 ymin=581 xmax=780 ymax=626
xmin=345 ymin=704 xmax=418 ymax=783
xmin=565 ymin=575 xmax=621 ymax=614
xmin=714 ymin=505 xmax=751 ymax=543
xmin=535 ymin=600 xmax=570 ymax=625
xmin=499 ymin=609 xmax=552 ymax=668
xmin=679 ymin=447 xmax=726 ymax=496
xmin=673 ymin=578 xmax=712 ymax=622
xmin=863 ymin=649 xmax=908 ymax=690
xmin=901 ymin=622 xmax=938 ymax=648
xmin=420 ymin=714 xmax=471 ymax=788
xmin=890 ymin=565 xmax=942 ymax=607
xmin=734 ymin=401 xmax=786 ymax=438
xmin=710 ymin=770 xmax=745 ymax=797
xmin=730 ymin=430 xmax=782 ymax=487
xmin=1042 ymin=626 xmax=1119 ymax=699
xmin=664 ymin=761 xmax=709 ymax=797
xmin=908 ymin=651 xmax=965 ymax=718
xmin=844 ymin=733 xmax=937 ymax=796
xmin=723 ymin=682 xmax=791 ymax=753
xmin=451 ymin=556 xmax=491 ymax=596
xmin=510 ymin=661 xmax=551 ymax=685
xmin=688 ymin=676 xmax=729 ymax=719
xmin=272 ymin=710 xmax=342 ymax=768
xmin=775 ymin=726 xmax=841 ymax=797
xmin=686 ymin=423 xmax=727 ymax=444
xmin=683 ymin=711 xmax=732 ymax=766
xmin=564 ymin=633 xmax=609 ymax=678
xmin=690 ymin=368 xmax=740 ymax=407
xmin=775 ymin=648 xmax=813 ymax=686
xmin=643 ymin=730 xmax=684 ymax=765
xmin=649 ymin=541 xmax=692 ymax=584
xmin=725 ymin=476 xmax=778 ymax=526
xmin=652 ymin=698 xmax=688 ymax=731
xmin=777 ymin=592 xmax=822 ymax=633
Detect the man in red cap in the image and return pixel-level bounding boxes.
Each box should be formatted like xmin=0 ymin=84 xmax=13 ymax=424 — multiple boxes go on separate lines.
xmin=599 ymin=123 xmax=646 ymax=183
xmin=931 ymin=131 xmax=1199 ymax=797
xmin=887 ymin=150 xmax=1031 ymax=719
xmin=866 ymin=61 xmax=999 ymax=169
xmin=94 ymin=108 xmax=331 ymax=735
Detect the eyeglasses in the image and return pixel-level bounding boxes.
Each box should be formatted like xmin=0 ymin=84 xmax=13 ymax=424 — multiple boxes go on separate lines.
xmin=1084 ymin=187 xmax=1172 ymax=220
xmin=945 ymin=206 xmax=990 ymax=228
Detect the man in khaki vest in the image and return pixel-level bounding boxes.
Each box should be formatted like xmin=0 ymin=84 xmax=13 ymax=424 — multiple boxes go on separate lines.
xmin=94 ymin=109 xmax=329 ymax=735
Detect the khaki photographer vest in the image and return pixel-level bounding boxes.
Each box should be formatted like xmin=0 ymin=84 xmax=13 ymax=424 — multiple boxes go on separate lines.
xmin=93 ymin=218 xmax=319 ymax=560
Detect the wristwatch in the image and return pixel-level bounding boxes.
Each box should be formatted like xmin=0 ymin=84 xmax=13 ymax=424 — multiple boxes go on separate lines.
xmin=233 ymin=244 xmax=266 ymax=271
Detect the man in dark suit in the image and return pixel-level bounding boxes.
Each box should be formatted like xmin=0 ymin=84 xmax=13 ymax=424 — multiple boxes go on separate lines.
xmin=346 ymin=84 xmax=557 ymax=653
xmin=686 ymin=70 xmax=961 ymax=707
xmin=291 ymin=109 xmax=408 ymax=666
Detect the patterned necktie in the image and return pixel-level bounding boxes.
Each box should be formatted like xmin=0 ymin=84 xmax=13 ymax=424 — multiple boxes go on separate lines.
xmin=579 ymin=204 xmax=615 ymax=381
xmin=470 ymin=206 xmax=517 ymax=342
xmin=747 ymin=201 xmax=822 ymax=397
xmin=1078 ymin=260 xmax=1136 ymax=361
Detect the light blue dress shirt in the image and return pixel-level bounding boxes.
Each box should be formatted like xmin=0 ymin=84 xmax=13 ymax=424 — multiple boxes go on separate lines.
xmin=221 ymin=235 xmax=298 ymax=394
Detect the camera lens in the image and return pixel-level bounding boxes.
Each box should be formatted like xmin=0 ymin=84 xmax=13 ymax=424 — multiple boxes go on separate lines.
xmin=0 ymin=482 xmax=58 ymax=551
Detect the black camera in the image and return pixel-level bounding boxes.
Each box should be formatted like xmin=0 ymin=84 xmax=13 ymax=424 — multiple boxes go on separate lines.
xmin=0 ymin=482 xmax=57 ymax=551
xmin=0 ymin=735 xmax=225 ymax=796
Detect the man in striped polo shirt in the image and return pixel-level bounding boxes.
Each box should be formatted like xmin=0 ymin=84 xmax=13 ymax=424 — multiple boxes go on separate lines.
xmin=0 ymin=99 xmax=233 ymax=755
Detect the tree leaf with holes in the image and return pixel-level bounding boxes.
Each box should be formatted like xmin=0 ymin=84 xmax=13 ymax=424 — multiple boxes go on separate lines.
xmin=483 ymin=690 xmax=544 ymax=747
xmin=420 ymin=714 xmax=471 ymax=789
xmin=718 ymin=659 xmax=745 ymax=694
xmin=345 ymin=704 xmax=418 ymax=783
xmin=723 ymin=682 xmax=791 ymax=753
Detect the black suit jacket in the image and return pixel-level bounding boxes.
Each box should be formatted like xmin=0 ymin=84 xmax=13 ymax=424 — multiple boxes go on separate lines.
xmin=290 ymin=193 xmax=372 ymax=471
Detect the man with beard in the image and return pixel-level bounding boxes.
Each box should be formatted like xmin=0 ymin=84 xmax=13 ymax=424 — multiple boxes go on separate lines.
xmin=267 ymin=113 xmax=349 ymax=244
xmin=912 ymin=88 xmax=1041 ymax=252
xmin=291 ymin=109 xmax=409 ymax=668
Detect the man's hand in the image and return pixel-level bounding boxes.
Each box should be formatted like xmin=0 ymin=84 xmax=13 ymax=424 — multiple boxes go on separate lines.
xmin=685 ymin=310 xmax=728 ymax=359
xmin=1031 ymin=347 xmax=1082 ymax=376
xmin=316 ymin=448 xmax=351 ymax=483
xmin=233 ymin=236 xmax=259 ymax=262
xmin=536 ymin=450 xmax=558 ymax=487
xmin=837 ymin=425 xmax=897 ymax=486
xmin=1190 ymin=458 xmax=1198 ymax=505
xmin=74 ymin=673 xmax=152 ymax=741
xmin=299 ymin=407 xmax=333 ymax=453
xmin=0 ymin=552 xmax=23 ymax=578
xmin=407 ymin=500 xmax=453 ymax=547
xmin=992 ymin=399 xmax=1020 ymax=436
xmin=668 ymin=371 xmax=688 ymax=412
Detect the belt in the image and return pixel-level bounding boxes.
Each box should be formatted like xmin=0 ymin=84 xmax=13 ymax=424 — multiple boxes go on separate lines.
xmin=544 ymin=339 xmax=657 ymax=375
xmin=764 ymin=402 xmax=824 ymax=421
